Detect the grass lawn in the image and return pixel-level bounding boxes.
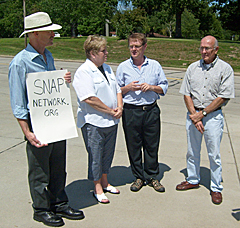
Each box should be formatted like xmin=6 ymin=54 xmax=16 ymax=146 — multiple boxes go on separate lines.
xmin=1 ymin=36 xmax=239 ymax=72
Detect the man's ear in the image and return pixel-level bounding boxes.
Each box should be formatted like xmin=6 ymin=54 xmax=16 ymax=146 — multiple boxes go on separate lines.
xmin=28 ymin=32 xmax=37 ymax=39
xmin=33 ymin=31 xmax=39 ymax=37
xmin=143 ymin=43 xmax=147 ymax=50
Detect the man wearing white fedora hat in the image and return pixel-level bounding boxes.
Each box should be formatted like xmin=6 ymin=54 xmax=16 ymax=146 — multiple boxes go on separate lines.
xmin=9 ymin=12 xmax=84 ymax=227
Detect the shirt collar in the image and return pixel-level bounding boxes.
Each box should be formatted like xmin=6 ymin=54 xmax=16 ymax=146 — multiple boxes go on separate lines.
xmin=201 ymin=55 xmax=219 ymax=70
xmin=25 ymin=43 xmax=41 ymax=60
xmin=130 ymin=55 xmax=149 ymax=67
xmin=26 ymin=43 xmax=50 ymax=62
xmin=86 ymin=58 xmax=99 ymax=72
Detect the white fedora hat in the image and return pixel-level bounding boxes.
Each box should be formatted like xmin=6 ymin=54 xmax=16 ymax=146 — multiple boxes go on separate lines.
xmin=19 ymin=12 xmax=62 ymax=37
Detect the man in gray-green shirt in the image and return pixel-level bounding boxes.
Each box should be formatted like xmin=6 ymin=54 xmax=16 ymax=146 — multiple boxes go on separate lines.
xmin=176 ymin=35 xmax=234 ymax=205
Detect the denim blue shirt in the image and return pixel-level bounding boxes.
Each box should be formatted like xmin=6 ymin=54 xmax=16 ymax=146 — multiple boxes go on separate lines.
xmin=8 ymin=43 xmax=56 ymax=119
xmin=116 ymin=56 xmax=168 ymax=105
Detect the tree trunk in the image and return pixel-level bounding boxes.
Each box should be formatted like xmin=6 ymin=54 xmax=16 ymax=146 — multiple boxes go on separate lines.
xmin=71 ymin=22 xmax=76 ymax=37
xmin=175 ymin=9 xmax=182 ymax=38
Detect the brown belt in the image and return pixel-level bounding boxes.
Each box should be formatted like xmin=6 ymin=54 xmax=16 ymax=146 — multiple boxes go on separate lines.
xmin=194 ymin=107 xmax=221 ymax=111
xmin=124 ymin=101 xmax=157 ymax=111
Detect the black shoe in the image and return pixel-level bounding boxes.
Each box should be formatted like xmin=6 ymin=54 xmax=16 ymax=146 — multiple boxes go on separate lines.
xmin=33 ymin=211 xmax=64 ymax=227
xmin=130 ymin=179 xmax=144 ymax=192
xmin=56 ymin=206 xmax=85 ymax=220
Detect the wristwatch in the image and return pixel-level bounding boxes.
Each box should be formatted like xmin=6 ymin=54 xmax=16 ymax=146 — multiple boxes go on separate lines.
xmin=202 ymin=110 xmax=207 ymax=117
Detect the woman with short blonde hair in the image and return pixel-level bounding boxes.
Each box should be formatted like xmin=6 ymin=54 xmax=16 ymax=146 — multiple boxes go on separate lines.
xmin=73 ymin=35 xmax=123 ymax=204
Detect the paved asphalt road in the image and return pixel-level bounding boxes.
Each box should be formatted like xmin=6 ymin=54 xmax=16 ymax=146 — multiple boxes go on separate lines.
xmin=1 ymin=56 xmax=240 ymax=228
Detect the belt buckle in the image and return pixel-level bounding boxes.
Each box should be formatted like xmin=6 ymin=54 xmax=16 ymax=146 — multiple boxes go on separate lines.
xmin=143 ymin=106 xmax=147 ymax=111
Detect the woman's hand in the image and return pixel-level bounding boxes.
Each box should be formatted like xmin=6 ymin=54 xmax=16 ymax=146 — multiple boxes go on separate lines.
xmin=113 ymin=107 xmax=123 ymax=119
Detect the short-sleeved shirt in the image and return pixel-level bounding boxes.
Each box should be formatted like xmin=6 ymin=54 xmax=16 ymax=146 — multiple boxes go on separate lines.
xmin=179 ymin=56 xmax=234 ymax=108
xmin=8 ymin=43 xmax=55 ymax=119
xmin=116 ymin=56 xmax=168 ymax=105
xmin=73 ymin=59 xmax=121 ymax=128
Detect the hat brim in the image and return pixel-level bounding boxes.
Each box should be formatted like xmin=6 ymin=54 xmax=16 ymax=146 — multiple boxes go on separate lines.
xmin=19 ymin=24 xmax=62 ymax=37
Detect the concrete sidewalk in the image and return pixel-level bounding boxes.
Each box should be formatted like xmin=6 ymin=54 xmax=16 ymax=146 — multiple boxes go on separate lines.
xmin=1 ymin=58 xmax=240 ymax=227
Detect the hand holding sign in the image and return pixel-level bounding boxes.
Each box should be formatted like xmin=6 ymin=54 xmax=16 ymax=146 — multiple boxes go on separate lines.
xmin=63 ymin=71 xmax=72 ymax=83
xmin=26 ymin=70 xmax=78 ymax=144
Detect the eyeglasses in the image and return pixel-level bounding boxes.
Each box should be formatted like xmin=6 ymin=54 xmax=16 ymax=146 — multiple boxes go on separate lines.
xmin=129 ymin=44 xmax=143 ymax=49
xmin=199 ymin=47 xmax=215 ymax=52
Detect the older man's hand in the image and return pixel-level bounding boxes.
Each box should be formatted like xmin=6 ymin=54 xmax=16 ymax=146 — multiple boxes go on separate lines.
xmin=189 ymin=111 xmax=204 ymax=124
xmin=64 ymin=71 xmax=72 ymax=83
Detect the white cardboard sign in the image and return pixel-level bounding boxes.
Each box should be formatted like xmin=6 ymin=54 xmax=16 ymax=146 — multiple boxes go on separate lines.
xmin=26 ymin=70 xmax=78 ymax=144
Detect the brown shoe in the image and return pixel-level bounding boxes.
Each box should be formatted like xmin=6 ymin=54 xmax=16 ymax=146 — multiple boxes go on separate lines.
xmin=130 ymin=179 xmax=144 ymax=192
xmin=176 ymin=181 xmax=199 ymax=191
xmin=211 ymin=191 xmax=222 ymax=205
xmin=148 ymin=179 xmax=165 ymax=192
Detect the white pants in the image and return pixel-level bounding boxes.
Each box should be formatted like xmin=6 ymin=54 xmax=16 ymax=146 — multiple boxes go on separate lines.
xmin=186 ymin=109 xmax=224 ymax=192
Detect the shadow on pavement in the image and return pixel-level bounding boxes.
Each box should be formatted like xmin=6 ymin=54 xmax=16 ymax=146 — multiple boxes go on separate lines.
xmin=65 ymin=163 xmax=171 ymax=210
xmin=232 ymin=208 xmax=240 ymax=221
xmin=180 ymin=166 xmax=211 ymax=190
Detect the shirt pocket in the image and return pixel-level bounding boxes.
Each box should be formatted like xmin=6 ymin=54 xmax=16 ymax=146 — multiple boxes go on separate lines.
xmin=209 ymin=75 xmax=221 ymax=94
xmin=93 ymin=77 xmax=104 ymax=84
xmin=190 ymin=74 xmax=203 ymax=92
xmin=109 ymin=74 xmax=116 ymax=84
xmin=93 ymin=77 xmax=105 ymax=90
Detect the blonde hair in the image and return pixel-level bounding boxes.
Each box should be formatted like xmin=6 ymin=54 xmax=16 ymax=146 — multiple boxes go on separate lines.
xmin=84 ymin=35 xmax=107 ymax=59
xmin=128 ymin=33 xmax=147 ymax=46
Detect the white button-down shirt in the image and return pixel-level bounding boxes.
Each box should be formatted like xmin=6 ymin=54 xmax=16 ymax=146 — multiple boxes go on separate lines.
xmin=73 ymin=59 xmax=121 ymax=128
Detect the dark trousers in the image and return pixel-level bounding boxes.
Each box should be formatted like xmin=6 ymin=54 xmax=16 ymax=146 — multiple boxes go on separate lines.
xmin=26 ymin=140 xmax=68 ymax=213
xmin=122 ymin=104 xmax=161 ymax=181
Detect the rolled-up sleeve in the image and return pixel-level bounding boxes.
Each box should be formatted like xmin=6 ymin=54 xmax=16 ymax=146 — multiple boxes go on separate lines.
xmin=218 ymin=66 xmax=235 ymax=99
xmin=158 ymin=68 xmax=168 ymax=96
xmin=116 ymin=65 xmax=125 ymax=88
xmin=179 ymin=67 xmax=191 ymax=96
xmin=8 ymin=62 xmax=29 ymax=119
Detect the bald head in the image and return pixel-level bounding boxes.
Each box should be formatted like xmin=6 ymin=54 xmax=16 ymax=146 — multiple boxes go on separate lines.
xmin=201 ymin=35 xmax=218 ymax=48
xmin=200 ymin=35 xmax=219 ymax=64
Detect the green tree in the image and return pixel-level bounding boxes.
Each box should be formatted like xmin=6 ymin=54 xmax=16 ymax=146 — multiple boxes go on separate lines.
xmin=128 ymin=0 xmax=175 ymax=36
xmin=130 ymin=0 xmax=165 ymax=14
xmin=128 ymin=0 xmax=205 ymax=38
xmin=193 ymin=3 xmax=215 ymax=37
xmin=0 ymin=0 xmax=23 ymax=38
xmin=219 ymin=1 xmax=240 ymax=34
xmin=0 ymin=0 xmax=118 ymax=38
xmin=34 ymin=0 xmax=118 ymax=37
xmin=76 ymin=0 xmax=118 ymax=36
xmin=209 ymin=15 xmax=224 ymax=39
xmin=208 ymin=0 xmax=240 ymax=36
xmin=2 ymin=0 xmax=237 ymax=39
xmin=147 ymin=4 xmax=175 ymax=37
xmin=181 ymin=9 xmax=200 ymax=38
xmin=112 ymin=7 xmax=150 ymax=39
xmin=167 ymin=0 xmax=206 ymax=38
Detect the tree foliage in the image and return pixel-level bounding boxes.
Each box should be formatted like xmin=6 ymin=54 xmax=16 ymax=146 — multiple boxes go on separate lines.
xmin=112 ymin=7 xmax=149 ymax=39
xmin=0 ymin=0 xmax=118 ymax=38
xmin=181 ymin=9 xmax=200 ymax=39
xmin=218 ymin=0 xmax=240 ymax=32
xmin=0 ymin=0 xmax=239 ymax=39
xmin=0 ymin=0 xmax=23 ymax=38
